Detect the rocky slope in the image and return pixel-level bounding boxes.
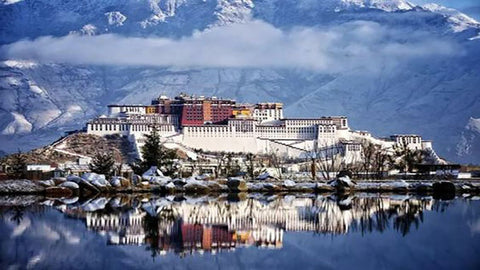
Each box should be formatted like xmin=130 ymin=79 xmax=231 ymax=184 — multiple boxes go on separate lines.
xmin=0 ymin=0 xmax=479 ymax=163
xmin=0 ymin=133 xmax=136 ymax=165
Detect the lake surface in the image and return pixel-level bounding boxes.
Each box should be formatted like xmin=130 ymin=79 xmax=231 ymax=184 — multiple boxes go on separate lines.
xmin=1 ymin=193 xmax=479 ymax=269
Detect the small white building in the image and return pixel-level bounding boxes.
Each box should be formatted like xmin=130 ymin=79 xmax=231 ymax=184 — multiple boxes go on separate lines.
xmin=27 ymin=164 xmax=54 ymax=172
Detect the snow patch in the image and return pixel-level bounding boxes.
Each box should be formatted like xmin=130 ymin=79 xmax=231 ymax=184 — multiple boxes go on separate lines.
xmin=2 ymin=60 xmax=37 ymax=69
xmin=1 ymin=0 xmax=23 ymax=5
xmin=1 ymin=112 xmax=32 ymax=135
xmin=341 ymin=0 xmax=415 ymax=12
xmin=105 ymin=11 xmax=127 ymax=26
xmin=421 ymin=3 xmax=480 ymax=32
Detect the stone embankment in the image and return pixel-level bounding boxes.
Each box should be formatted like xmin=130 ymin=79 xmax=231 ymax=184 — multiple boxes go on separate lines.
xmin=1 ymin=174 xmax=479 ymax=198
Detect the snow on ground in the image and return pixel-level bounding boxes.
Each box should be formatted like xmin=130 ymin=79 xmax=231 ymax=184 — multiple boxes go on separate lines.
xmin=104 ymin=11 xmax=127 ymax=26
xmin=1 ymin=112 xmax=32 ymax=135
xmin=421 ymin=3 xmax=480 ymax=32
xmin=2 ymin=60 xmax=37 ymax=69
xmin=0 ymin=180 xmax=44 ymax=194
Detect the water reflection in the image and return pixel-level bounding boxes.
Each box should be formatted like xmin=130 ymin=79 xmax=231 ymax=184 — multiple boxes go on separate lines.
xmin=15 ymin=194 xmax=442 ymax=257
xmin=2 ymin=194 xmax=480 ymax=269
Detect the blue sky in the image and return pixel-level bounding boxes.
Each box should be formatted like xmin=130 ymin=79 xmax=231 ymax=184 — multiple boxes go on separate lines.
xmin=412 ymin=0 xmax=480 ymax=20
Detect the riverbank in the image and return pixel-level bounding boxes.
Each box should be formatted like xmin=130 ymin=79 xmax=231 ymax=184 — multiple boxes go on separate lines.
xmin=1 ymin=178 xmax=480 ymax=199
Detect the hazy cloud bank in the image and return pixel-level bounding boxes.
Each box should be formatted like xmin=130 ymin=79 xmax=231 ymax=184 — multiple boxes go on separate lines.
xmin=1 ymin=20 xmax=460 ymax=73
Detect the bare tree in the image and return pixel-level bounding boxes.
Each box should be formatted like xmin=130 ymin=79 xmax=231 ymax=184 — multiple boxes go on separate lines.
xmin=392 ymin=142 xmax=425 ymax=174
xmin=312 ymin=141 xmax=344 ymax=181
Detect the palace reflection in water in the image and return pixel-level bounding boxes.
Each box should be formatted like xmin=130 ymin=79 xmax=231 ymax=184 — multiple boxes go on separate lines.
xmin=66 ymin=194 xmax=436 ymax=257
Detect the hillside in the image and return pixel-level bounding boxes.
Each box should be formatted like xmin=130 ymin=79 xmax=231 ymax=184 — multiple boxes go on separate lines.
xmin=0 ymin=133 xmax=137 ymax=165
xmin=0 ymin=0 xmax=479 ymax=163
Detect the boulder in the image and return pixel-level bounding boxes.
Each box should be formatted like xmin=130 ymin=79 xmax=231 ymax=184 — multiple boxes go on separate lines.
xmin=381 ymin=180 xmax=409 ymax=192
xmin=433 ymin=181 xmax=456 ymax=194
xmin=82 ymin=197 xmax=109 ymax=211
xmin=172 ymin=178 xmax=187 ymax=187
xmin=77 ymin=179 xmax=100 ymax=195
xmin=39 ymin=179 xmax=56 ymax=187
xmin=283 ymin=180 xmax=296 ymax=188
xmin=142 ymin=166 xmax=164 ymax=178
xmin=147 ymin=176 xmax=171 ymax=185
xmin=52 ymin=177 xmax=67 ymax=185
xmin=59 ymin=181 xmax=80 ymax=190
xmin=165 ymin=182 xmax=176 ymax=190
xmin=110 ymin=176 xmax=130 ymax=188
xmin=184 ymin=182 xmax=209 ymax=193
xmin=261 ymin=183 xmax=279 ymax=192
xmin=329 ymin=176 xmax=356 ymax=192
xmin=207 ymin=181 xmax=228 ymax=192
xmin=82 ymin=173 xmax=111 ymax=188
xmin=80 ymin=173 xmax=111 ymax=189
xmin=195 ymin=174 xmax=211 ymax=180
xmin=59 ymin=197 xmax=79 ymax=205
xmin=337 ymin=170 xmax=353 ymax=178
xmin=45 ymin=186 xmax=73 ymax=197
xmin=67 ymin=175 xmax=83 ymax=183
xmin=257 ymin=172 xmax=271 ymax=180
xmin=227 ymin=177 xmax=248 ymax=192
xmin=110 ymin=177 xmax=122 ymax=187
xmin=316 ymin=183 xmax=336 ymax=192
xmin=412 ymin=182 xmax=433 ymax=193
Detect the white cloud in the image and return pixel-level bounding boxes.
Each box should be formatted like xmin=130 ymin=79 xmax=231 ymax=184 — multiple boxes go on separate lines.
xmin=0 ymin=20 xmax=460 ymax=73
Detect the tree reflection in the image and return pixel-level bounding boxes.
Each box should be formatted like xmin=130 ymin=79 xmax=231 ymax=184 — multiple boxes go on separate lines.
xmin=45 ymin=193 xmax=453 ymax=257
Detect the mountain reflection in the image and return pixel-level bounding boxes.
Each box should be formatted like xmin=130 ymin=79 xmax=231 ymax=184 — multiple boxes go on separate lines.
xmin=56 ymin=194 xmax=438 ymax=257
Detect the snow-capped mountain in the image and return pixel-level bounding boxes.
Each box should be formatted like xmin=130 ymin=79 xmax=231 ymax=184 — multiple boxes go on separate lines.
xmin=1 ymin=0 xmax=480 ymax=163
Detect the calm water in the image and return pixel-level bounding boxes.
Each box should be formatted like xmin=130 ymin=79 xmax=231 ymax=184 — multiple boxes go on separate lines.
xmin=1 ymin=194 xmax=479 ymax=270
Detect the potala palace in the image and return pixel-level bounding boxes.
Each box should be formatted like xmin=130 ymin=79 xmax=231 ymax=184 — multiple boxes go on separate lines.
xmin=86 ymin=93 xmax=440 ymax=162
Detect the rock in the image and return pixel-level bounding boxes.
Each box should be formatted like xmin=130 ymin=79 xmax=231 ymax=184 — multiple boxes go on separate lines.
xmin=82 ymin=173 xmax=111 ymax=188
xmin=337 ymin=170 xmax=353 ymax=178
xmin=316 ymin=183 xmax=336 ymax=192
xmin=82 ymin=197 xmax=109 ymax=211
xmin=59 ymin=181 xmax=79 ymax=190
xmin=412 ymin=182 xmax=433 ymax=193
xmin=45 ymin=186 xmax=73 ymax=197
xmin=110 ymin=176 xmax=123 ymax=187
xmin=172 ymin=178 xmax=187 ymax=187
xmin=207 ymin=181 xmax=227 ymax=192
xmin=0 ymin=180 xmax=45 ymax=194
xmin=66 ymin=175 xmax=83 ymax=183
xmin=329 ymin=176 xmax=356 ymax=192
xmin=60 ymin=197 xmax=79 ymax=204
xmin=261 ymin=183 xmax=279 ymax=191
xmin=147 ymin=176 xmax=171 ymax=185
xmin=283 ymin=180 xmax=296 ymax=188
xmin=184 ymin=182 xmax=209 ymax=193
xmin=77 ymin=179 xmax=100 ymax=195
xmin=391 ymin=180 xmax=409 ymax=189
xmin=381 ymin=180 xmax=409 ymax=192
xmin=227 ymin=177 xmax=248 ymax=192
xmin=52 ymin=177 xmax=67 ymax=185
xmin=142 ymin=166 xmax=164 ymax=178
xmin=433 ymin=181 xmax=456 ymax=194
xmin=195 ymin=174 xmax=211 ymax=180
xmin=39 ymin=179 xmax=56 ymax=187
xmin=257 ymin=172 xmax=271 ymax=180
xmin=165 ymin=182 xmax=176 ymax=189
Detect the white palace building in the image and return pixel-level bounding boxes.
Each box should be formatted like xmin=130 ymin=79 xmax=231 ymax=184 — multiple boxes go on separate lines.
xmin=86 ymin=93 xmax=437 ymax=162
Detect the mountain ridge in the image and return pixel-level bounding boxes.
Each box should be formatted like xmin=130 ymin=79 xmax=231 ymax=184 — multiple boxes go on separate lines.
xmin=1 ymin=0 xmax=479 ymax=163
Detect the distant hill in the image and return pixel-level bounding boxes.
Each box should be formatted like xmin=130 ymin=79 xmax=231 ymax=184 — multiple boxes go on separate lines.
xmin=1 ymin=0 xmax=479 ymax=163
